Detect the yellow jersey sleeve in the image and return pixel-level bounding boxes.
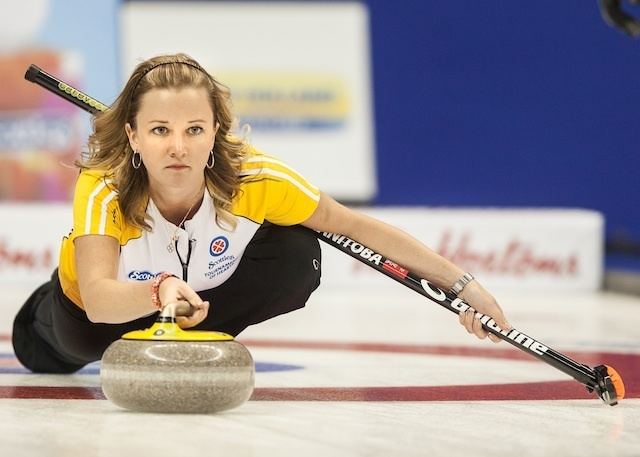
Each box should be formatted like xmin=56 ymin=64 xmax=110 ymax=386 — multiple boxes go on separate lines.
xmin=69 ymin=170 xmax=122 ymax=242
xmin=234 ymin=148 xmax=321 ymax=225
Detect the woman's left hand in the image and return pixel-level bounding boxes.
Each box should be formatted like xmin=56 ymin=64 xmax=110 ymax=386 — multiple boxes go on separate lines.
xmin=457 ymin=281 xmax=511 ymax=343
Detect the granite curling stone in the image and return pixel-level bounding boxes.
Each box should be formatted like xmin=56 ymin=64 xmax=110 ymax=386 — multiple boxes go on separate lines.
xmin=100 ymin=303 xmax=254 ymax=413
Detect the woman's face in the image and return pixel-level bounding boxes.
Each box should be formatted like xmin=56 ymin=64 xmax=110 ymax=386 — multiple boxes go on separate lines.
xmin=125 ymin=87 xmax=218 ymax=190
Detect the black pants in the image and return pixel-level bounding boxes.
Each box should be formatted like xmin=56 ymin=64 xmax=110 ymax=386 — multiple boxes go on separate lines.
xmin=12 ymin=224 xmax=321 ymax=373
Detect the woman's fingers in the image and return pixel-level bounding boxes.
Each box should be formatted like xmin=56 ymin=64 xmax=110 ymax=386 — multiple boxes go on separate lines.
xmin=458 ymin=282 xmax=512 ymax=331
xmin=175 ymin=315 xmax=194 ymax=328
xmin=459 ymin=308 xmax=475 ymax=334
xmin=172 ymin=300 xmax=193 ymax=317
xmin=180 ymin=286 xmax=206 ymax=307
xmin=175 ymin=301 xmax=210 ymax=329
xmin=459 ymin=307 xmax=502 ymax=342
xmin=159 ymin=277 xmax=207 ymax=309
xmin=472 ymin=314 xmax=488 ymax=339
xmin=488 ymin=303 xmax=511 ymax=332
xmin=176 ymin=312 xmax=200 ymax=328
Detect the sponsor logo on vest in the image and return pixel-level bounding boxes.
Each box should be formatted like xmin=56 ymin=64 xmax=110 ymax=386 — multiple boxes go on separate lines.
xmin=209 ymin=236 xmax=229 ymax=257
xmin=206 ymin=254 xmax=238 ymax=279
xmin=128 ymin=270 xmax=157 ymax=281
xmin=320 ymin=232 xmax=383 ymax=265
xmin=419 ymin=279 xmax=549 ymax=356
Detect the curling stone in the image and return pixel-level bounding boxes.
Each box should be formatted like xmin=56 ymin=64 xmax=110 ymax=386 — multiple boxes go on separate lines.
xmin=100 ymin=303 xmax=254 ymax=413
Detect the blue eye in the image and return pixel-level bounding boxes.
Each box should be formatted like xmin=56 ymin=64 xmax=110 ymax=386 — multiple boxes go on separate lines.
xmin=188 ymin=126 xmax=203 ymax=135
xmin=151 ymin=126 xmax=168 ymax=135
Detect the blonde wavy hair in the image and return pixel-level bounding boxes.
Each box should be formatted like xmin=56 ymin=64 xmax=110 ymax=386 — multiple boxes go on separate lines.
xmin=79 ymin=53 xmax=246 ymax=230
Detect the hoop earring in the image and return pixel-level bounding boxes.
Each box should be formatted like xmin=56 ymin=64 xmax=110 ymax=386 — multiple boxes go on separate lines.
xmin=132 ymin=150 xmax=142 ymax=169
xmin=206 ymin=150 xmax=215 ymax=169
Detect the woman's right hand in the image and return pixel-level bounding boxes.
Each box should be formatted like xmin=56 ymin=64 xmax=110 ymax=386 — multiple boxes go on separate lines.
xmin=458 ymin=281 xmax=511 ymax=343
xmin=173 ymin=300 xmax=210 ymax=329
xmin=158 ymin=276 xmax=210 ymax=328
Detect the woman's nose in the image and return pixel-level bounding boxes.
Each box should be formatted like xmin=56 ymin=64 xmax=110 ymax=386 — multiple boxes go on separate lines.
xmin=170 ymin=134 xmax=186 ymax=156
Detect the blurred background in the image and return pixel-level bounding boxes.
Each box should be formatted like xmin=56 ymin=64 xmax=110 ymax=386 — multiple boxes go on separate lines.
xmin=1 ymin=0 xmax=639 ymax=293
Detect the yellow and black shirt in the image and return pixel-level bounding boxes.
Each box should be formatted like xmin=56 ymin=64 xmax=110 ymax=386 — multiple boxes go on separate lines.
xmin=58 ymin=147 xmax=321 ymax=309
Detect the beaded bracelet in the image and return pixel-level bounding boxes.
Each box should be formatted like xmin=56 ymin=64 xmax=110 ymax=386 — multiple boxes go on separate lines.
xmin=151 ymin=272 xmax=177 ymax=310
